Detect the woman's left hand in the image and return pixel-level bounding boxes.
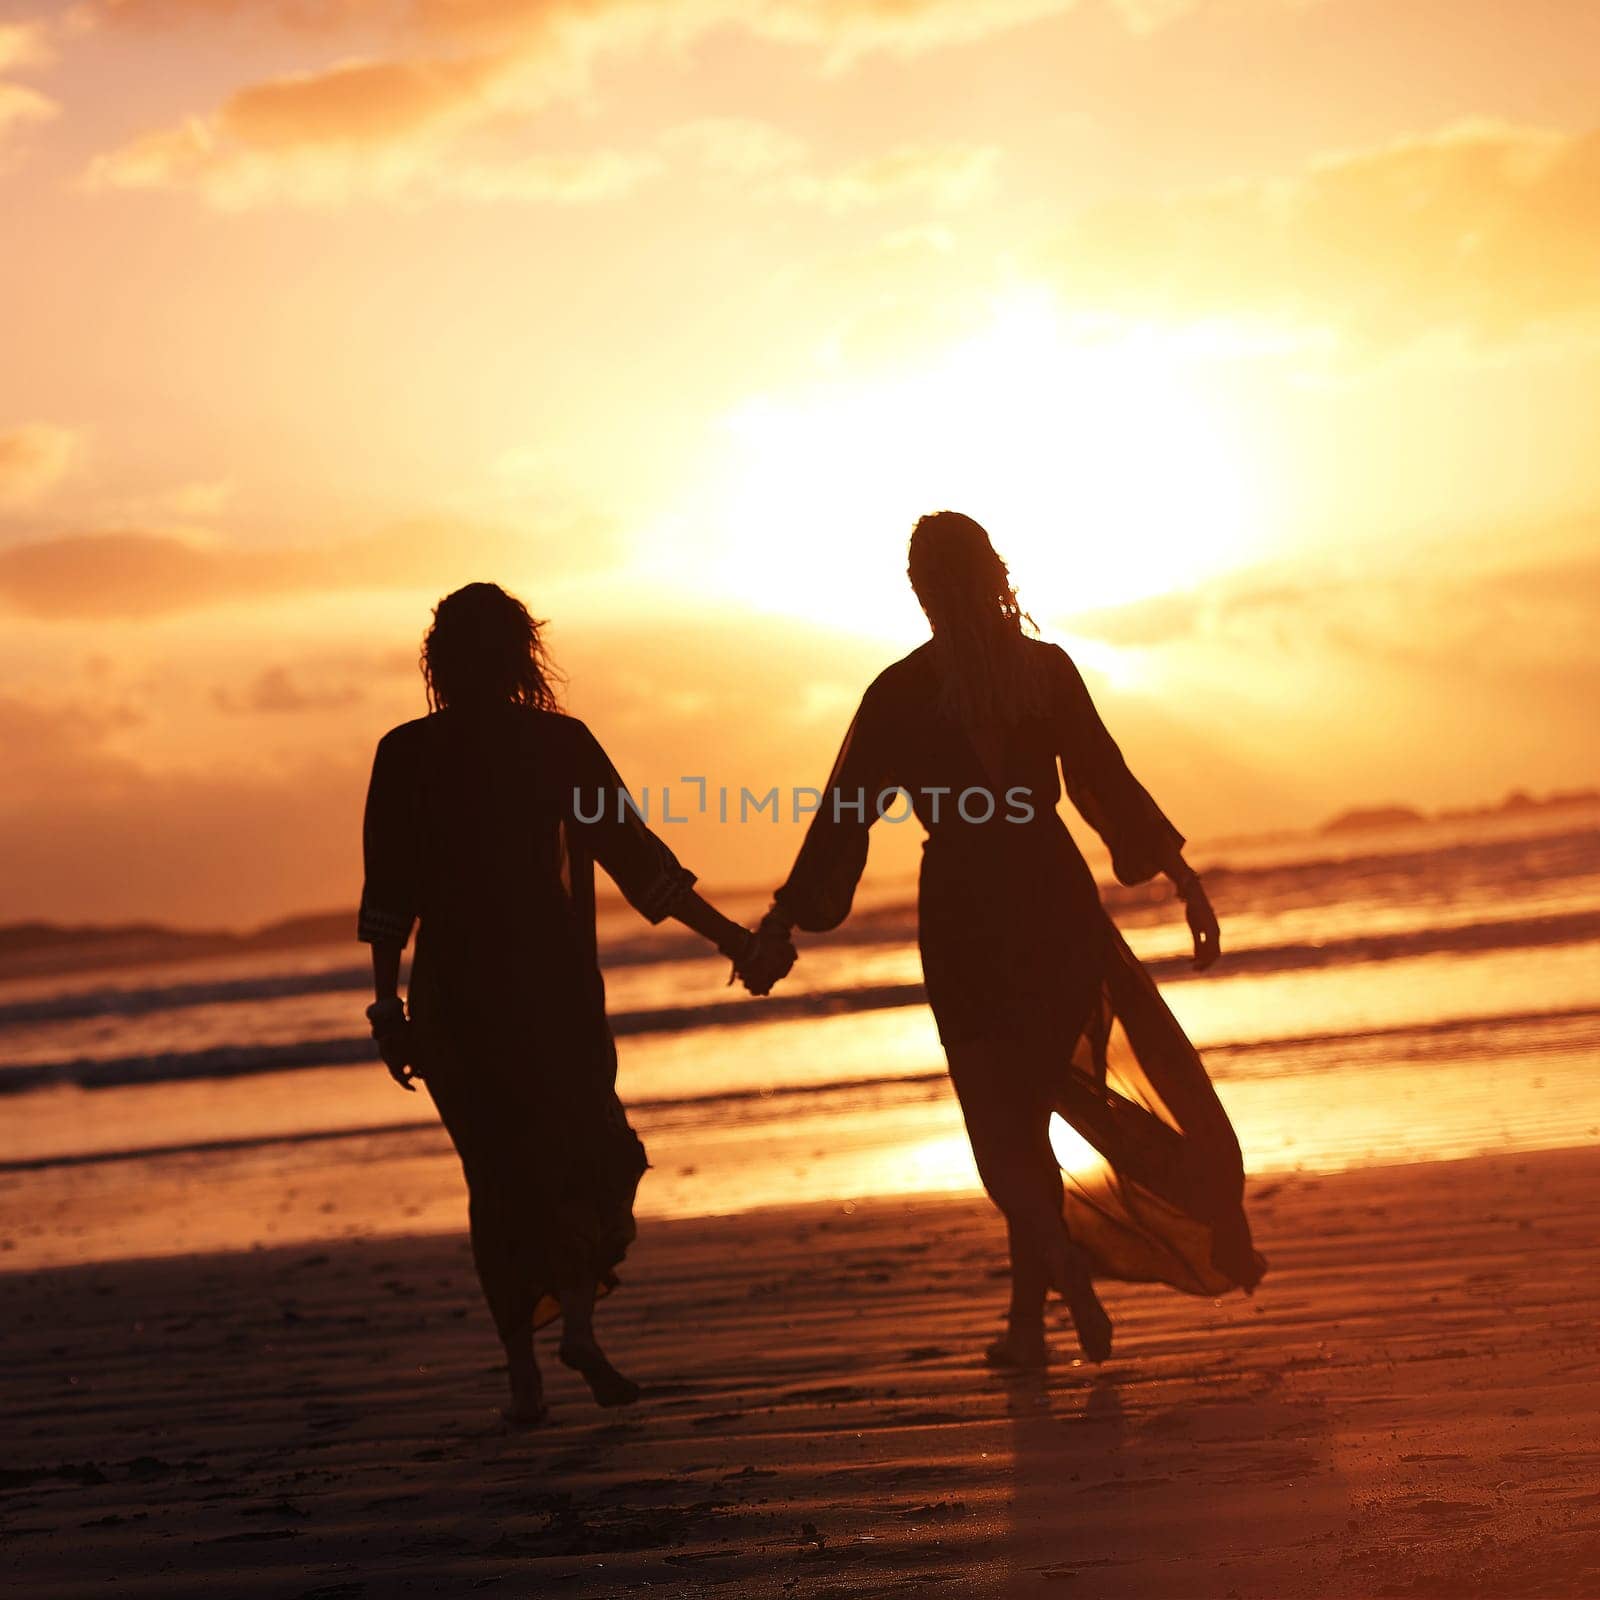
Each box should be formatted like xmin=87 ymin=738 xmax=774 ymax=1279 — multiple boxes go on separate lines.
xmin=379 ymin=1030 xmax=419 ymax=1091
xmin=1183 ymin=881 xmax=1221 ymax=971
xmin=733 ymin=920 xmax=797 ymax=996
xmin=368 ymin=995 xmax=419 ymax=1090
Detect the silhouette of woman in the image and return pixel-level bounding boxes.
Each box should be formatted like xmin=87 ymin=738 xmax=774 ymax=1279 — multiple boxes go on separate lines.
xmin=359 ymin=583 xmax=790 ymax=1422
xmin=752 ymin=513 xmax=1264 ymax=1367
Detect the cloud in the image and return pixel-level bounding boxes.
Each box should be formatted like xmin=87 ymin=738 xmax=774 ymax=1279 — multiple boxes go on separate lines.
xmin=220 ymin=51 xmax=500 ymax=146
xmin=1051 ymin=119 xmax=1600 ymax=346
xmin=89 ymin=63 xmax=990 ymax=211
xmin=0 ymin=21 xmax=50 ymax=72
xmin=0 ymin=531 xmax=304 ymax=617
xmin=0 ymin=514 xmax=613 ymax=619
xmin=80 ymin=0 xmax=1180 ymax=209
xmin=0 ymin=424 xmax=79 ymax=505
xmin=92 ymin=0 xmax=393 ymax=24
xmin=92 ymin=0 xmax=1086 ymax=53
xmin=0 ymin=693 xmax=142 ymax=793
xmin=0 ymin=688 xmax=375 ymax=925
xmin=744 ymin=0 xmax=1085 ymax=62
xmin=663 ymin=117 xmax=809 ymax=178
xmin=1066 ymin=516 xmax=1600 ymax=687
xmin=213 ymin=663 xmax=365 ymax=713
xmin=89 ymin=113 xmax=660 ymax=205
xmin=0 ymin=80 xmax=56 ymax=151
xmin=0 ymin=20 xmax=59 ymax=164
xmin=666 ymin=119 xmax=998 ymax=211
xmin=86 ymin=46 xmax=659 ymax=206
xmin=163 ymin=479 xmax=235 ymax=518
xmin=787 ymin=143 xmax=998 ymax=212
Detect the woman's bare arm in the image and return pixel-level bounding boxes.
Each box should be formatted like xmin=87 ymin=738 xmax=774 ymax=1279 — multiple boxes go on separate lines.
xmin=668 ymin=889 xmax=795 ymax=994
xmin=370 ymin=940 xmax=402 ymax=1003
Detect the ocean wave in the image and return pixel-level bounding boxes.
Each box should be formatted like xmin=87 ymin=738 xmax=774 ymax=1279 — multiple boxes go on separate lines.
xmin=3 ymin=907 xmax=1598 ymax=1094
xmin=5 ymin=822 xmax=1595 ymax=1026
xmin=5 ymin=1002 xmax=1597 ymax=1173
xmin=4 ymin=898 xmax=1598 ymax=1034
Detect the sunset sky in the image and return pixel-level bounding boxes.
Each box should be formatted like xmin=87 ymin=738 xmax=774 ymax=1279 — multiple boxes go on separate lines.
xmin=2 ymin=0 xmax=1598 ymax=925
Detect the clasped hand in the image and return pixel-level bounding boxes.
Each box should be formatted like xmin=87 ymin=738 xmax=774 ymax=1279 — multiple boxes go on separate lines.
xmin=730 ymin=916 xmax=797 ymax=996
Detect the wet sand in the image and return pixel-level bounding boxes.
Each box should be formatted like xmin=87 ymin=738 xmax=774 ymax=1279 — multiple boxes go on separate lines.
xmin=4 ymin=1145 xmax=1600 ymax=1598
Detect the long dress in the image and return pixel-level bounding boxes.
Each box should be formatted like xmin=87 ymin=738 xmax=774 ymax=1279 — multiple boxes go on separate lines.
xmin=774 ymin=639 xmax=1265 ymax=1296
xmin=357 ymin=703 xmax=697 ymax=1333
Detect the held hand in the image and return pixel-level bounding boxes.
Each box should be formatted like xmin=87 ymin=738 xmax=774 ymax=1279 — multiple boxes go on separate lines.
xmin=1183 ymin=881 xmax=1221 ymax=972
xmin=731 ymin=919 xmax=797 ymax=997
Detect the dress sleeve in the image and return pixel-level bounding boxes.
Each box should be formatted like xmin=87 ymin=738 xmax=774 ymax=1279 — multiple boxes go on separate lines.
xmin=357 ymin=731 xmax=420 ymax=946
xmin=568 ymin=722 xmax=697 ymax=925
xmin=773 ymin=686 xmax=893 ymax=933
xmin=1053 ymin=645 xmax=1185 ymax=886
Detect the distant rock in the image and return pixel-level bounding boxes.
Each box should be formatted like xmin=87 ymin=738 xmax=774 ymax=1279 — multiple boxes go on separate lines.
xmin=1319 ymin=804 xmax=1428 ymax=834
xmin=1324 ymin=787 xmax=1600 ymax=835
xmin=1438 ymin=787 xmax=1600 ymax=822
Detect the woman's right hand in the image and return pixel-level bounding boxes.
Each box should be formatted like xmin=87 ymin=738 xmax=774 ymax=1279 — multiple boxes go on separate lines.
xmin=735 ymin=918 xmax=797 ymax=996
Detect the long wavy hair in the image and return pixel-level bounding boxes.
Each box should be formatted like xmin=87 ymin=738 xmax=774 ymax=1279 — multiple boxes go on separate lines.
xmin=421 ymin=582 xmax=563 ymax=713
xmin=907 ymin=511 xmax=1049 ymax=726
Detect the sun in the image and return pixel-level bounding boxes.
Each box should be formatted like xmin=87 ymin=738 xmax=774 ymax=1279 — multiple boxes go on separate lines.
xmin=676 ymin=290 xmax=1272 ymax=642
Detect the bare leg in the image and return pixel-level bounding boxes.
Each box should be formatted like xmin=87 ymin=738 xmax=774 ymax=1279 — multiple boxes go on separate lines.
xmin=985 ymin=1218 xmax=1051 ymax=1369
xmin=1006 ymin=1217 xmax=1050 ymax=1329
xmin=557 ymin=1281 xmax=640 ymax=1408
xmin=948 ymin=1036 xmax=1113 ymax=1366
xmin=466 ymin=1194 xmax=547 ymax=1423
xmin=502 ymin=1324 xmax=546 ymax=1424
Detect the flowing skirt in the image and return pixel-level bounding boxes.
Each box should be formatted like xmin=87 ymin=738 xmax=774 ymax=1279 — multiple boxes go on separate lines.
xmin=921 ymin=840 xmax=1265 ymax=1296
xmin=1055 ymin=921 xmax=1265 ymax=1293
xmin=409 ymin=931 xmax=648 ymax=1333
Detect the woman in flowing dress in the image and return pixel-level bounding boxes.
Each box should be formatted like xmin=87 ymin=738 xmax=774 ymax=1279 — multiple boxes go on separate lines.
xmin=358 ymin=582 xmax=789 ymax=1422
xmin=756 ymin=512 xmax=1264 ymax=1366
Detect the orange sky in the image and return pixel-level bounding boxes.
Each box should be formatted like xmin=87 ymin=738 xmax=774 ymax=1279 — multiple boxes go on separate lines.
xmin=1 ymin=0 xmax=1598 ymax=925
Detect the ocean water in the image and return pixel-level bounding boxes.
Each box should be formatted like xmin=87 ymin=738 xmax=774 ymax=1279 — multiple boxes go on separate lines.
xmin=2 ymin=804 xmax=1598 ymax=1255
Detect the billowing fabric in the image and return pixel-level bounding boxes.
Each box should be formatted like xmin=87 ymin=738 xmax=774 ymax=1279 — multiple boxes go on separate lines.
xmin=774 ymin=639 xmax=1264 ymax=1296
xmin=359 ymin=704 xmax=692 ymax=1328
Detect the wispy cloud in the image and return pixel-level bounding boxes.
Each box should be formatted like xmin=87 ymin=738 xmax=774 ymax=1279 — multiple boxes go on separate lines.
xmin=0 ymin=514 xmax=614 ymax=619
xmin=1067 ymin=517 xmax=1600 ymax=686
xmin=786 ymin=143 xmax=999 ymax=212
xmin=88 ymin=114 xmax=661 ymax=206
xmin=0 ymin=424 xmax=80 ymax=505
xmin=1050 ymin=119 xmax=1600 ymax=347
xmin=78 ymin=0 xmax=1214 ymax=209
xmin=667 ymin=120 xmax=998 ymax=212
xmin=0 ymin=19 xmax=59 ymax=167
xmin=213 ymin=662 xmax=366 ymax=713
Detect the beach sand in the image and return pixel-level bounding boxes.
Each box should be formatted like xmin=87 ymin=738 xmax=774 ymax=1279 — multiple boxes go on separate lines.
xmin=4 ymin=1145 xmax=1600 ymax=1599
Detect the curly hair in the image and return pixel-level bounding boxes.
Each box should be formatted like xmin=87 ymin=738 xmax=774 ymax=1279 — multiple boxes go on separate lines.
xmin=907 ymin=511 xmax=1049 ymax=726
xmin=421 ymin=582 xmax=563 ymax=713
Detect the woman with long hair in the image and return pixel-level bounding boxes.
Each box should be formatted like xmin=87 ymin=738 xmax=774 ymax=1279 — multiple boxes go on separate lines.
xmin=359 ymin=582 xmax=790 ymax=1422
xmin=755 ymin=513 xmax=1264 ymax=1367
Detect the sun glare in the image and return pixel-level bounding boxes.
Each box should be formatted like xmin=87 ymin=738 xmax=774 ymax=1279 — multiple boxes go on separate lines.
xmin=682 ymin=292 xmax=1271 ymax=639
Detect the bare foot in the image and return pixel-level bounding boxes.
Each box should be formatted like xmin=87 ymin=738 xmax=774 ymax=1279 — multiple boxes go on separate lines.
xmin=1047 ymin=1239 xmax=1113 ymax=1364
xmin=558 ymin=1335 xmax=641 ymax=1408
xmin=503 ymin=1354 xmax=549 ymax=1425
xmin=1061 ymin=1263 xmax=1112 ymax=1365
xmin=984 ymin=1323 xmax=1049 ymax=1371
